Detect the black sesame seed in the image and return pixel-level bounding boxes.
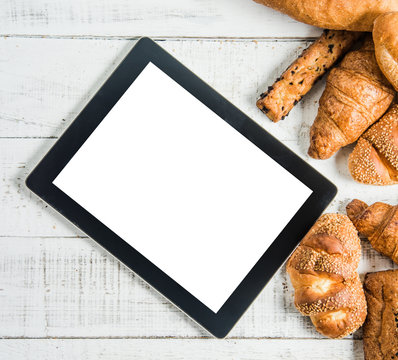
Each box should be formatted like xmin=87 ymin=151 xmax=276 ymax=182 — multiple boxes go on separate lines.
xmin=298 ymin=80 xmax=304 ymax=85
xmin=328 ymin=44 xmax=334 ymax=53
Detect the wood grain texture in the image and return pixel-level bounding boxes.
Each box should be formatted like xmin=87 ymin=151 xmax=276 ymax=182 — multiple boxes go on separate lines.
xmin=0 ymin=38 xmax=397 ymax=238
xmin=0 ymin=339 xmax=364 ymax=359
xmin=0 ymin=0 xmax=320 ymax=38
xmin=0 ymin=2 xmax=396 ymax=356
xmin=0 ymin=235 xmax=395 ymax=339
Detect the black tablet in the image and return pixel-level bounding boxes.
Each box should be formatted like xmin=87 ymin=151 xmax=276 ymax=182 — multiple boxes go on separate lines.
xmin=26 ymin=37 xmax=336 ymax=338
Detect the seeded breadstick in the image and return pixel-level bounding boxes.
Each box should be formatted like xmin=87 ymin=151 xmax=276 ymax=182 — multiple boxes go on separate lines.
xmin=256 ymin=30 xmax=362 ymax=122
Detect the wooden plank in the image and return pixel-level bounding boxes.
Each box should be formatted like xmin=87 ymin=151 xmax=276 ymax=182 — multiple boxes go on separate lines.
xmin=0 ymin=339 xmax=364 ymax=359
xmin=2 ymin=37 xmax=396 ymax=237
xmin=0 ymin=235 xmax=395 ymax=338
xmin=2 ymin=137 xmax=397 ymax=237
xmin=0 ymin=0 xmax=321 ymax=38
xmin=0 ymin=37 xmax=317 ymax=139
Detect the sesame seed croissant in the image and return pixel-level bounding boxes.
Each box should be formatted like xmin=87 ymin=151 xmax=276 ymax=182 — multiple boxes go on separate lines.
xmin=348 ymin=104 xmax=398 ymax=185
xmin=286 ymin=213 xmax=367 ymax=338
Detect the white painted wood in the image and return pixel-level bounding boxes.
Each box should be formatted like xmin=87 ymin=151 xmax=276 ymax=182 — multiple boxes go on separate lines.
xmin=0 ymin=0 xmax=321 ymax=38
xmin=0 ymin=37 xmax=316 ymax=139
xmin=1 ymin=138 xmax=397 ymax=238
xmin=0 ymin=235 xmax=395 ymax=338
xmin=0 ymin=38 xmax=396 ymax=237
xmin=0 ymin=1 xmax=395 ymax=356
xmin=0 ymin=339 xmax=364 ymax=360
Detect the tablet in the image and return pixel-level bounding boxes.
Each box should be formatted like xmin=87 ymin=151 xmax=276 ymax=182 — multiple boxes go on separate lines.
xmin=26 ymin=37 xmax=336 ymax=338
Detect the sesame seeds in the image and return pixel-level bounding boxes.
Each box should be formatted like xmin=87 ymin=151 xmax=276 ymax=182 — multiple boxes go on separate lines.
xmin=287 ymin=214 xmax=366 ymax=338
xmin=349 ymin=105 xmax=398 ymax=185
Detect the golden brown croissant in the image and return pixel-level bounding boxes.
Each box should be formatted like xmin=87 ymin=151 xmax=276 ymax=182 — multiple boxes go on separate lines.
xmin=253 ymin=0 xmax=398 ymax=32
xmin=347 ymin=199 xmax=398 ymax=263
xmin=373 ymin=12 xmax=398 ymax=92
xmin=256 ymin=30 xmax=361 ymax=122
xmin=348 ymin=104 xmax=398 ymax=185
xmin=308 ymin=37 xmax=395 ymax=160
xmin=286 ymin=213 xmax=367 ymax=339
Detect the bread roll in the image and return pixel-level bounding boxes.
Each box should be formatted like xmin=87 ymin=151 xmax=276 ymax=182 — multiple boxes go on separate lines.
xmin=363 ymin=270 xmax=398 ymax=360
xmin=373 ymin=12 xmax=398 ymax=91
xmin=253 ymin=0 xmax=398 ymax=31
xmin=287 ymin=213 xmax=367 ymax=339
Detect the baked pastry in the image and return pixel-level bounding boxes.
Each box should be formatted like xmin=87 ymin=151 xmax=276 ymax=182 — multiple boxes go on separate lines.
xmin=347 ymin=199 xmax=398 ymax=263
xmin=348 ymin=104 xmax=398 ymax=185
xmin=363 ymin=270 xmax=398 ymax=360
xmin=308 ymin=37 xmax=394 ymax=160
xmin=256 ymin=30 xmax=361 ymax=122
xmin=253 ymin=0 xmax=398 ymax=31
xmin=373 ymin=12 xmax=398 ymax=92
xmin=286 ymin=213 xmax=367 ymax=338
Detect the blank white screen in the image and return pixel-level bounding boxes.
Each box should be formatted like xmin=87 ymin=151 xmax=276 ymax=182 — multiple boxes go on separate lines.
xmin=53 ymin=62 xmax=312 ymax=313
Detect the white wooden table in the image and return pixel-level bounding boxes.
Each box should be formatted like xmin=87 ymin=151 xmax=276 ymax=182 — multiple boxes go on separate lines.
xmin=1 ymin=1 xmax=397 ymax=359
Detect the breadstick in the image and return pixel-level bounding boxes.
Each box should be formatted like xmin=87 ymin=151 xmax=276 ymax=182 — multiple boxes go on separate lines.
xmin=256 ymin=30 xmax=361 ymax=122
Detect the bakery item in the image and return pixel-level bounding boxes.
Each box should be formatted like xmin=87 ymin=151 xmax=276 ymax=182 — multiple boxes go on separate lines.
xmin=363 ymin=270 xmax=398 ymax=360
xmin=308 ymin=37 xmax=395 ymax=160
xmin=348 ymin=104 xmax=398 ymax=185
xmin=373 ymin=12 xmax=398 ymax=92
xmin=253 ymin=0 xmax=398 ymax=31
xmin=347 ymin=199 xmax=398 ymax=263
xmin=256 ymin=30 xmax=361 ymax=122
xmin=286 ymin=213 xmax=367 ymax=338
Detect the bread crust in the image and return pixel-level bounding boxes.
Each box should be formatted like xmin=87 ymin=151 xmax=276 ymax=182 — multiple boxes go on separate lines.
xmin=286 ymin=213 xmax=366 ymax=338
xmin=253 ymin=0 xmax=398 ymax=31
xmin=363 ymin=270 xmax=398 ymax=360
xmin=256 ymin=30 xmax=361 ymax=122
xmin=373 ymin=12 xmax=398 ymax=91
xmin=348 ymin=104 xmax=398 ymax=185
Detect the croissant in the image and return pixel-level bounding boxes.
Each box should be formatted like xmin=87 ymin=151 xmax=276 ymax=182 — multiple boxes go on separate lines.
xmin=347 ymin=199 xmax=398 ymax=263
xmin=253 ymin=0 xmax=398 ymax=32
xmin=348 ymin=104 xmax=398 ymax=185
xmin=286 ymin=213 xmax=367 ymax=339
xmin=308 ymin=37 xmax=395 ymax=160
xmin=373 ymin=12 xmax=398 ymax=92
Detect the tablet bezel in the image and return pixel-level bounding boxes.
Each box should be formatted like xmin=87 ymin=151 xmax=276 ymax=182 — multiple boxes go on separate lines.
xmin=26 ymin=37 xmax=337 ymax=338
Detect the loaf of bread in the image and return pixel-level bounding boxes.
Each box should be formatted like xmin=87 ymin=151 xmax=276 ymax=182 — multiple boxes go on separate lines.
xmin=348 ymin=104 xmax=398 ymax=185
xmin=308 ymin=37 xmax=395 ymax=160
xmin=286 ymin=213 xmax=366 ymax=338
xmin=253 ymin=0 xmax=398 ymax=31
xmin=256 ymin=30 xmax=361 ymax=122
xmin=363 ymin=270 xmax=398 ymax=360
xmin=347 ymin=199 xmax=398 ymax=263
xmin=373 ymin=12 xmax=398 ymax=92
